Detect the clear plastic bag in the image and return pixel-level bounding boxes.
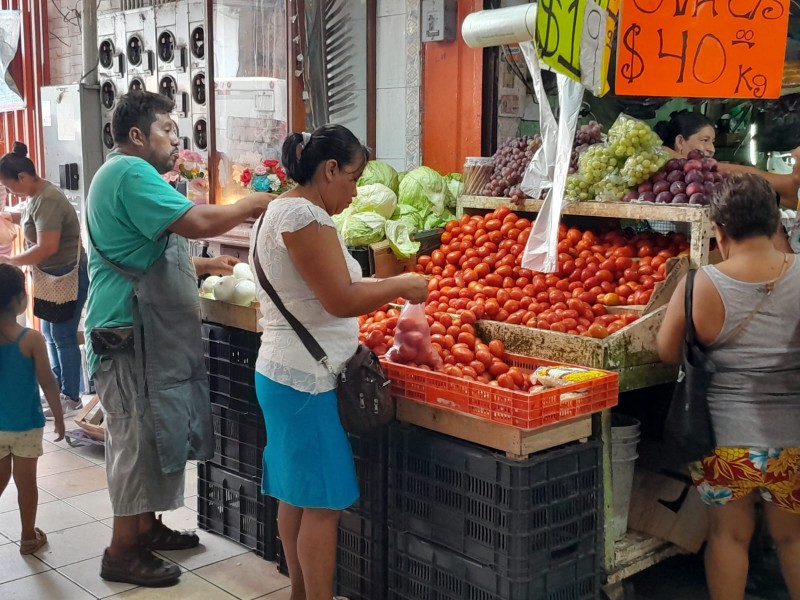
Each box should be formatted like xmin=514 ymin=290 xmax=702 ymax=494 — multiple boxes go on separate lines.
xmin=386 ymin=302 xmax=442 ymax=369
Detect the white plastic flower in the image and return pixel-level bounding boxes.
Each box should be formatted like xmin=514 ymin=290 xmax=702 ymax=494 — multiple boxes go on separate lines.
xmin=268 ymin=174 xmax=281 ymax=191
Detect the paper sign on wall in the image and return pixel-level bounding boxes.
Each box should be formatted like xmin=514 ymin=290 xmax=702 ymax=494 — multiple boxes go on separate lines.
xmin=536 ymin=0 xmax=619 ymax=96
xmin=615 ymin=0 xmax=790 ymax=99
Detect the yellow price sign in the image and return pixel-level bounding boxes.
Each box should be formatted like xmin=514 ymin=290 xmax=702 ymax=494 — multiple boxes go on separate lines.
xmin=536 ymin=0 xmax=619 ymax=96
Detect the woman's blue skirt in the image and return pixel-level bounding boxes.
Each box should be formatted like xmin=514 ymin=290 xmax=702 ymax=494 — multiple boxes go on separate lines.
xmin=255 ymin=373 xmax=359 ymax=509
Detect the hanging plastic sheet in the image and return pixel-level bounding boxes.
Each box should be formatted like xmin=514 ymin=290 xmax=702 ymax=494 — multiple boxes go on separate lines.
xmin=519 ymin=41 xmax=583 ymax=273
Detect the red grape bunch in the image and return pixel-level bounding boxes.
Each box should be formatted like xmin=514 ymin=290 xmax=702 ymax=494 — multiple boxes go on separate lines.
xmin=482 ymin=136 xmax=541 ymax=199
xmin=623 ymin=150 xmax=724 ymax=205
xmin=569 ymin=121 xmax=604 ymax=174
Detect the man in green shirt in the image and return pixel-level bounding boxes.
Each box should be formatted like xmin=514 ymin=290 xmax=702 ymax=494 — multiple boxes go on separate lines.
xmin=85 ymin=91 xmax=271 ymax=587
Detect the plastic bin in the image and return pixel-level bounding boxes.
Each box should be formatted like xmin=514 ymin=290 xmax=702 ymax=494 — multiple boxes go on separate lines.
xmin=348 ymin=430 xmax=389 ymax=518
xmin=197 ymin=462 xmax=277 ymax=560
xmin=388 ymin=529 xmax=599 ymax=600
xmin=382 ymin=354 xmax=618 ymax=429
xmin=335 ymin=509 xmax=388 ymax=600
xmin=203 ymin=323 xmax=261 ymax=415
xmin=388 ymin=424 xmax=602 ymax=574
xmin=610 ymin=414 xmax=641 ymax=541
xmin=347 ymin=246 xmax=372 ymax=277
xmin=211 ymin=403 xmax=266 ymax=479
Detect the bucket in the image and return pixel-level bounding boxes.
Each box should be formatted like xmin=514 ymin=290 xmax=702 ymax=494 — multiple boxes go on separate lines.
xmin=610 ymin=414 xmax=641 ymax=541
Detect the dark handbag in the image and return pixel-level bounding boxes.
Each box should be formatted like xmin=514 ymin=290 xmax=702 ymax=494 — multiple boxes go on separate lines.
xmin=250 ymin=215 xmax=394 ymax=434
xmin=663 ymin=269 xmax=716 ymax=463
xmin=33 ymin=296 xmax=77 ymax=323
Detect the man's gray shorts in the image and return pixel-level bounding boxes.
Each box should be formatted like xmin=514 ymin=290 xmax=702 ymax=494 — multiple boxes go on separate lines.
xmin=94 ymin=351 xmax=185 ymax=516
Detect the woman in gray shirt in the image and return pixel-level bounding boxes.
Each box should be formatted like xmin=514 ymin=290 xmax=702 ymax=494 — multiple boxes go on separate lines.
xmin=0 ymin=142 xmax=87 ymax=418
xmin=658 ymin=173 xmax=800 ymax=600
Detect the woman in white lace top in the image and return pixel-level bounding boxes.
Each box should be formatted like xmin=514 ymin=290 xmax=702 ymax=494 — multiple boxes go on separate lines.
xmin=249 ymin=125 xmax=427 ymax=600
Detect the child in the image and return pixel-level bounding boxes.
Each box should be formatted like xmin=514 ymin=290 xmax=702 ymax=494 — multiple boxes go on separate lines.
xmin=0 ymin=263 xmax=64 ymax=554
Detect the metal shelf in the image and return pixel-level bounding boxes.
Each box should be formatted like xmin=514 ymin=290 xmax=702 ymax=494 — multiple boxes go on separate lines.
xmin=458 ymin=195 xmax=715 ymax=267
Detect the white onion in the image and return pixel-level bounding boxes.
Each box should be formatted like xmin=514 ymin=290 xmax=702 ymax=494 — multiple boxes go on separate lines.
xmin=213 ymin=276 xmax=238 ymax=303
xmin=201 ymin=275 xmax=221 ymax=295
xmin=232 ymin=279 xmax=256 ymax=306
xmin=233 ymin=262 xmax=254 ymax=281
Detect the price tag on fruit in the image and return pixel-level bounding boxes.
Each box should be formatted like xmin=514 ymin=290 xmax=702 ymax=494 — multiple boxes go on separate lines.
xmin=535 ymin=0 xmax=620 ymax=95
xmin=615 ymin=0 xmax=790 ymax=98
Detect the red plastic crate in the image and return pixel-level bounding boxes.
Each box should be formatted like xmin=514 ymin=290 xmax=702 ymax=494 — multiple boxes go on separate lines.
xmin=382 ymin=354 xmax=618 ymax=429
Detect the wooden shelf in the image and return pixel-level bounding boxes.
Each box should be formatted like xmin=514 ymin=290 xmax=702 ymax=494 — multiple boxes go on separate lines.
xmin=605 ymin=530 xmax=685 ymax=586
xmin=458 ymin=195 xmax=715 ymax=268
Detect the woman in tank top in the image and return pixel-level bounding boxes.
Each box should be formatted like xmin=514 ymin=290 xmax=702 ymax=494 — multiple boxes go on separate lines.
xmin=657 ymin=173 xmax=800 ymax=600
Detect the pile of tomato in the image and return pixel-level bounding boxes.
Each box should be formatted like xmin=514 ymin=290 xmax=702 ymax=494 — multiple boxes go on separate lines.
xmin=357 ymin=207 xmax=688 ymax=390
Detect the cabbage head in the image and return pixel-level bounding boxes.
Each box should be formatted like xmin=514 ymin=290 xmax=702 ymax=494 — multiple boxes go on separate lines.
xmin=444 ymin=173 xmax=464 ymax=209
xmin=398 ymin=166 xmax=447 ymax=216
xmin=424 ymin=209 xmax=455 ymax=230
xmin=391 ymin=203 xmax=424 ymax=233
xmin=350 ymin=183 xmax=397 ymax=219
xmin=332 ymin=206 xmax=354 ymax=234
xmin=341 ymin=211 xmax=386 ymax=246
xmin=358 ymin=161 xmax=400 ymax=195
xmin=385 ymin=220 xmax=420 ymax=259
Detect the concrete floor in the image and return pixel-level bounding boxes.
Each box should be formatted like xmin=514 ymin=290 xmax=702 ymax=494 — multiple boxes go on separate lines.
xmin=627 ymin=552 xmax=789 ymax=600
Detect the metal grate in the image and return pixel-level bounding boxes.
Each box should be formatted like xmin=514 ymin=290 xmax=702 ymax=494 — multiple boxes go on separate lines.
xmin=121 ymin=0 xmax=178 ymax=9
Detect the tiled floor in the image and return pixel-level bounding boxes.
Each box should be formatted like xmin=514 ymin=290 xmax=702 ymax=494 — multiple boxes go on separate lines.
xmin=0 ymin=418 xmax=291 ymax=600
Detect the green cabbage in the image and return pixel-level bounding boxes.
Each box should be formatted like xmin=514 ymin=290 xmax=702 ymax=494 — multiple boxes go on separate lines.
xmin=444 ymin=173 xmax=464 ymax=209
xmin=332 ymin=206 xmax=354 ymax=234
xmin=398 ymin=171 xmax=407 ymax=185
xmin=398 ymin=166 xmax=447 ymax=216
xmin=358 ymin=161 xmax=400 ymax=195
xmin=385 ymin=220 xmax=420 ymax=259
xmin=391 ymin=203 xmax=424 ymax=232
xmin=423 ymin=209 xmax=455 ymax=230
xmin=350 ymin=183 xmax=397 ymax=219
xmin=341 ymin=211 xmax=386 ymax=246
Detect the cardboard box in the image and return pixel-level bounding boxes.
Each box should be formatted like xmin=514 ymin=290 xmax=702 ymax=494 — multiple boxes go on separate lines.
xmin=74 ymin=396 xmax=105 ymax=441
xmin=369 ymin=240 xmax=417 ymax=278
xmin=627 ymin=467 xmax=708 ymax=553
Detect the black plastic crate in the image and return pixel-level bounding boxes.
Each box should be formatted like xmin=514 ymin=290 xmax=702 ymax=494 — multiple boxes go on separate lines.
xmin=202 ymin=323 xmax=260 ymax=365
xmin=211 ymin=403 xmax=266 ymax=479
xmin=349 ymin=430 xmax=389 ymax=518
xmin=276 ymin=536 xmax=289 ymax=575
xmin=336 ymin=509 xmax=387 ymax=600
xmin=388 ymin=529 xmax=599 ymax=600
xmin=203 ymin=323 xmax=261 ymax=415
xmin=197 ymin=462 xmax=277 ymax=560
xmin=348 ymin=246 xmax=372 ymax=277
xmin=388 ymin=424 xmax=602 ymax=574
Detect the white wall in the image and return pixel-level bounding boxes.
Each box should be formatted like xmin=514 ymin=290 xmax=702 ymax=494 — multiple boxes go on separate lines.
xmin=375 ymin=0 xmax=421 ymax=172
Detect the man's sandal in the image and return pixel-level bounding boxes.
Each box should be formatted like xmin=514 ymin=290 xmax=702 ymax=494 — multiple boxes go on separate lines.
xmin=139 ymin=515 xmax=200 ymax=551
xmin=19 ymin=528 xmax=47 ymax=555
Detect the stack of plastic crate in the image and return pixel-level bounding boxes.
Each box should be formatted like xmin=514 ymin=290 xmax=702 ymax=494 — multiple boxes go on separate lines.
xmin=387 ymin=423 xmax=603 ymax=600
xmin=198 ymin=323 xmax=278 ymax=561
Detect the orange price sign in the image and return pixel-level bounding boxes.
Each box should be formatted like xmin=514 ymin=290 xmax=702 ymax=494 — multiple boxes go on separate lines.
xmin=615 ymin=0 xmax=790 ymax=99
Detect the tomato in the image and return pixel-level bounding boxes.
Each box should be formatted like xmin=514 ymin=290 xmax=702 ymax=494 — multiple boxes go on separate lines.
xmin=548 ymin=290 xmax=566 ymax=304
xmin=475 ymin=262 xmax=490 ymax=278
xmin=587 ymin=323 xmax=610 ymax=339
xmin=496 ymin=373 xmax=515 ymax=390
xmin=459 ymin=310 xmax=477 ymax=325
xmin=457 ymin=332 xmax=476 ymax=347
xmin=577 ymin=292 xmax=597 ymax=304
xmin=488 ymin=360 xmax=510 ymax=377
xmin=488 ymin=339 xmax=505 ymax=358
xmin=596 ymin=269 xmax=614 ymax=283
xmin=591 ymin=303 xmax=607 ymax=317
xmin=549 ymin=322 xmax=566 ymax=333
xmin=616 ymin=284 xmax=633 ymax=298
xmin=495 ymin=265 xmax=513 ymax=278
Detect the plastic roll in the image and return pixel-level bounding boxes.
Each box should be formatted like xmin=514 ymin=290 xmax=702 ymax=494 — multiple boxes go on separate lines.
xmin=461 ymin=4 xmax=538 ymax=49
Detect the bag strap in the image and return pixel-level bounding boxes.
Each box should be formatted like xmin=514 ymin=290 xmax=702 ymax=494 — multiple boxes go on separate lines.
xmin=250 ymin=214 xmax=332 ymax=371
xmin=683 ymin=268 xmax=699 ymax=345
xmin=85 ymin=224 xmax=147 ymax=282
xmin=714 ymin=253 xmax=790 ymax=346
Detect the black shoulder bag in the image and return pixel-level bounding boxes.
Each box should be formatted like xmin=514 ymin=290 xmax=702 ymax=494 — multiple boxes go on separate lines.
xmin=250 ymin=215 xmax=394 ymax=434
xmin=663 ymin=269 xmax=716 ymax=463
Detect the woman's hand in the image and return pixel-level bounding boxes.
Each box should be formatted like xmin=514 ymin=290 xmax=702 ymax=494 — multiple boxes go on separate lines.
xmin=395 ymin=273 xmax=429 ymax=304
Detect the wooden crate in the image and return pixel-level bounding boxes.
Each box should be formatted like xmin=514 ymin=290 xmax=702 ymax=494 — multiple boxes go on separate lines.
xmin=396 ymin=398 xmax=592 ymax=459
xmin=475 ymin=257 xmax=688 ymax=391
xmin=200 ymin=296 xmax=261 ymax=333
